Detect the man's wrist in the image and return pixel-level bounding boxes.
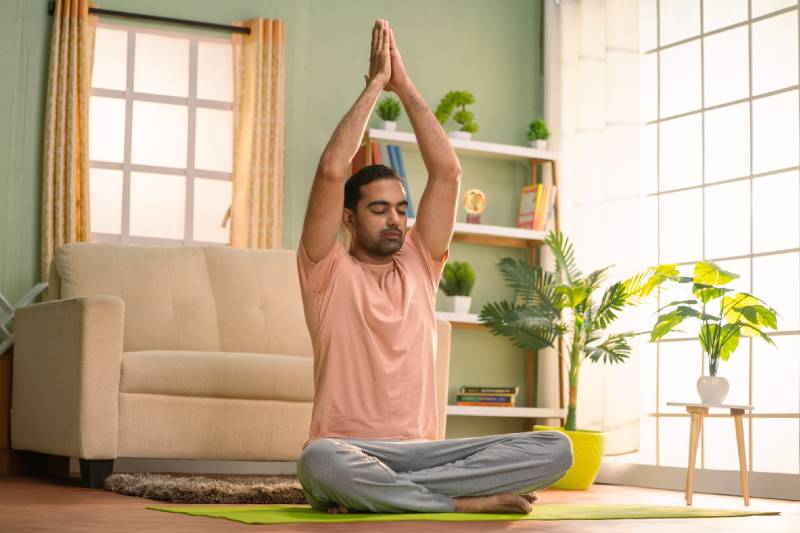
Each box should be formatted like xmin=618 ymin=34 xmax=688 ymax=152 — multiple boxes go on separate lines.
xmin=394 ymin=81 xmax=417 ymax=99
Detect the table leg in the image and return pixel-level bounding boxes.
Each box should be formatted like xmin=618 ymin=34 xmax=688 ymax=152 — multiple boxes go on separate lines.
xmin=732 ymin=411 xmax=750 ymax=506
xmin=685 ymin=411 xmax=703 ymax=506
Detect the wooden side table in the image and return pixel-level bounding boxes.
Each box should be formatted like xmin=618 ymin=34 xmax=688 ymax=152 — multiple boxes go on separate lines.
xmin=667 ymin=402 xmax=753 ymax=506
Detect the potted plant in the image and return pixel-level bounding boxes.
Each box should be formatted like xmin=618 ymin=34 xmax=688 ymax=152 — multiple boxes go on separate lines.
xmin=376 ymin=96 xmax=401 ymax=131
xmin=479 ymin=230 xmax=675 ymax=489
xmin=527 ymin=119 xmax=550 ymax=149
xmin=648 ymin=260 xmax=779 ymax=404
xmin=439 ymin=260 xmax=476 ymax=313
xmin=435 ymin=90 xmax=478 ymax=140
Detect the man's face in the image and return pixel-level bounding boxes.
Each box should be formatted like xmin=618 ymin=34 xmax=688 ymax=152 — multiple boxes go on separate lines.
xmin=344 ymin=178 xmax=408 ymax=257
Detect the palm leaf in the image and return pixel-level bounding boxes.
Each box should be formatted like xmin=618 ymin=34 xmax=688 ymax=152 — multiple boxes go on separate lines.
xmin=586 ymin=333 xmax=633 ymax=364
xmin=594 ymin=281 xmax=627 ymax=329
xmin=495 ymin=257 xmax=562 ymax=316
xmin=479 ymin=301 xmax=562 ymax=350
xmin=544 ymin=231 xmax=582 ymax=285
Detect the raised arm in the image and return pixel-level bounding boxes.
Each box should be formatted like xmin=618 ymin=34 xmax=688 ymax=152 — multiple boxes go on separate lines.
xmin=300 ymin=19 xmax=392 ymax=263
xmin=386 ymin=25 xmax=462 ymax=262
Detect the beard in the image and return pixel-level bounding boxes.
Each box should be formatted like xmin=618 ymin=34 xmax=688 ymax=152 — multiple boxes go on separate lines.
xmin=361 ymin=228 xmax=405 ymax=257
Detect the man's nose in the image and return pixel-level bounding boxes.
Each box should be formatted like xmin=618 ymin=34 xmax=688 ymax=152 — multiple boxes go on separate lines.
xmin=387 ymin=208 xmax=402 ymax=225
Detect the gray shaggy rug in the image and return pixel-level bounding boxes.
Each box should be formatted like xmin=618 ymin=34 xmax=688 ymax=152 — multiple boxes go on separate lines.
xmin=103 ymin=473 xmax=309 ymax=504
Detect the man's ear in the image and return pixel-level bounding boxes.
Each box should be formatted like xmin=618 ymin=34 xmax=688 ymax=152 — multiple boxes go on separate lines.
xmin=342 ymin=208 xmax=355 ymax=231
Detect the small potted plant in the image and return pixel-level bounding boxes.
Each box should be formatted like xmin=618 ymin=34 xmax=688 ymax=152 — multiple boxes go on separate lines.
xmin=435 ymin=90 xmax=478 ymax=140
xmin=648 ymin=260 xmax=779 ymax=404
xmin=376 ymin=96 xmax=401 ymax=131
xmin=439 ymin=260 xmax=476 ymax=313
xmin=527 ymin=119 xmax=550 ymax=149
xmin=479 ymin=231 xmax=675 ymax=489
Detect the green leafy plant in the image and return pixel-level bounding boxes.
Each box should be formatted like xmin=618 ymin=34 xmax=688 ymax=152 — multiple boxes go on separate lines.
xmin=648 ymin=260 xmax=779 ymax=376
xmin=439 ymin=261 xmax=476 ymax=297
xmin=527 ymin=119 xmax=550 ymax=141
xmin=376 ymin=96 xmax=402 ymax=121
xmin=435 ymin=90 xmax=478 ymax=133
xmin=479 ymin=231 xmax=675 ymax=431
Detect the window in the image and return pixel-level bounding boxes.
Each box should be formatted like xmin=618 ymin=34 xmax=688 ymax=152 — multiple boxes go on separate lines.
xmin=632 ymin=0 xmax=800 ymax=476
xmin=89 ymin=24 xmax=234 ymax=245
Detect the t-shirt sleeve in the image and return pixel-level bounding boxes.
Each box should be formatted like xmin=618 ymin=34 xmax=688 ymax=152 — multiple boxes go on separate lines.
xmin=296 ymin=237 xmax=346 ymax=308
xmin=405 ymin=225 xmax=449 ymax=296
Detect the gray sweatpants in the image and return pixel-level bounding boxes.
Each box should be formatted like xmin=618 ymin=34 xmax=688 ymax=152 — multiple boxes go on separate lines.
xmin=296 ymin=430 xmax=574 ymax=513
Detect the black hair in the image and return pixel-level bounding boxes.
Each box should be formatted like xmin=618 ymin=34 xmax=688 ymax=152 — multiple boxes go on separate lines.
xmin=343 ymin=164 xmax=402 ymax=212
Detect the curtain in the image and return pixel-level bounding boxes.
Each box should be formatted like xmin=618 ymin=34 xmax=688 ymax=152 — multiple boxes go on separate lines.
xmin=40 ymin=0 xmax=97 ymax=281
xmin=543 ymin=0 xmax=644 ymax=455
xmin=229 ymin=18 xmax=286 ymax=249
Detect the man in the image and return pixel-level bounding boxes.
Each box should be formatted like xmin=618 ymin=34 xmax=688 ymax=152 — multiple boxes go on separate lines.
xmin=295 ymin=18 xmax=573 ymax=515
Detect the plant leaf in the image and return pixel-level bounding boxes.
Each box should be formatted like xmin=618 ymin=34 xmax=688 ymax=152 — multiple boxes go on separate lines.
xmin=544 ymin=231 xmax=582 ymax=285
xmin=692 ymin=283 xmax=733 ymax=303
xmin=586 ymin=333 xmax=633 ymax=364
xmin=478 ymin=301 xmax=562 ymax=350
xmin=693 ymin=260 xmax=739 ymax=286
xmin=595 ymin=282 xmax=627 ymax=329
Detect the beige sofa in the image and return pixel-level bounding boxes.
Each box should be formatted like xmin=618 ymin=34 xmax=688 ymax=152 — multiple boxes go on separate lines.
xmin=10 ymin=242 xmax=452 ymax=487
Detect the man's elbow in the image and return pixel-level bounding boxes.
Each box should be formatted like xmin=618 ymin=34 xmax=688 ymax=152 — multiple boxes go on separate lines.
xmin=436 ymin=166 xmax=462 ymax=183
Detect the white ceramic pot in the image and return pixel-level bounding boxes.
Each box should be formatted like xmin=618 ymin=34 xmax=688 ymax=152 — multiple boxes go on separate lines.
xmin=381 ymin=120 xmax=397 ymax=131
xmin=445 ymin=295 xmax=472 ymax=314
xmin=530 ymin=139 xmax=547 ymax=150
xmin=697 ymin=376 xmax=729 ymax=404
xmin=448 ymin=130 xmax=472 ymax=141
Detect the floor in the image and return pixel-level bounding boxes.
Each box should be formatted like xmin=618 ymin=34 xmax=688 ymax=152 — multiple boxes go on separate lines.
xmin=0 ymin=474 xmax=798 ymax=532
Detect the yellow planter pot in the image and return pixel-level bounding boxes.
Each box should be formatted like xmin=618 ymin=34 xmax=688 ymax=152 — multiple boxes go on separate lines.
xmin=533 ymin=425 xmax=606 ymax=490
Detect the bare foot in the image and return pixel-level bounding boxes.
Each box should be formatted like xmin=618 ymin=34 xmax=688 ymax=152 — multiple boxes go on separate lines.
xmin=520 ymin=491 xmax=538 ymax=504
xmin=327 ymin=503 xmax=367 ymax=514
xmin=453 ymin=493 xmax=533 ymax=514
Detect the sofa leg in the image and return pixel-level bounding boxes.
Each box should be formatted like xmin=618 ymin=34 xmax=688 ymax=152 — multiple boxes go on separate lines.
xmin=79 ymin=459 xmax=114 ymax=489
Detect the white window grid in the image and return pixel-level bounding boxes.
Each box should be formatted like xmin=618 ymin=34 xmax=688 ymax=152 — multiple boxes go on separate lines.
xmin=644 ymin=0 xmax=800 ymax=474
xmin=89 ymin=23 xmax=232 ymax=246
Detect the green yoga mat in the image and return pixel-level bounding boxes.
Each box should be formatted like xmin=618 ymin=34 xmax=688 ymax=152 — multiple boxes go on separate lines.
xmin=147 ymin=503 xmax=779 ymax=525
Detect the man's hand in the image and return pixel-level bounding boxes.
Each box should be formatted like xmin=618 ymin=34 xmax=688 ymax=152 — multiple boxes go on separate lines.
xmin=385 ymin=26 xmax=412 ymax=94
xmin=364 ymin=19 xmax=391 ymax=89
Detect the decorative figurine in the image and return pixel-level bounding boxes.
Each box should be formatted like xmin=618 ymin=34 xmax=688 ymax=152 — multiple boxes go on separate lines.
xmin=463 ymin=189 xmax=486 ymax=224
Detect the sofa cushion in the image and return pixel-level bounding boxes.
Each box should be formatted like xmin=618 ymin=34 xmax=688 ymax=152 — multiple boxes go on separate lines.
xmin=120 ymin=350 xmax=314 ymax=402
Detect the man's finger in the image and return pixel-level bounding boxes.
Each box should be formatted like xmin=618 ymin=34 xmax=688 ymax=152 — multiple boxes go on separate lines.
xmin=371 ymin=23 xmax=378 ymax=56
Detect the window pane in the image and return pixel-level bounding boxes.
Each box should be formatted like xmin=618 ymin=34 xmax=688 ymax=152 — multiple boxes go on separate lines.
xmin=753 ymin=91 xmax=800 ymax=174
xmin=643 ymin=195 xmax=658 ymax=264
xmin=640 ymin=0 xmax=657 ymax=51
xmin=193 ymin=178 xmax=232 ymax=243
xmin=703 ymin=0 xmax=748 ymax=32
xmin=89 ymin=96 xmax=125 ymax=163
xmin=131 ymin=101 xmax=188 ymax=168
xmin=704 ymin=103 xmax=750 ymax=183
xmin=641 ymin=52 xmax=657 ymax=123
xmin=197 ymin=41 xmax=233 ymax=102
xmin=641 ymin=123 xmax=657 ymax=195
xmin=133 ymin=33 xmax=189 ymax=97
xmin=660 ymin=340 xmax=702 ymax=412
xmin=89 ymin=168 xmax=122 ymax=235
xmin=660 ymin=113 xmax=702 ymax=191
xmin=752 ymin=0 xmax=797 ymax=18
xmin=753 ymin=419 xmax=800 ymax=474
xmin=194 ymin=108 xmax=232 ymax=172
xmin=660 ymin=41 xmax=701 ymax=118
xmin=129 ymin=172 xmax=185 ymax=239
xmin=752 ymin=12 xmax=798 ymax=96
xmin=752 ymin=335 xmax=800 ymax=413
xmin=704 ymin=180 xmax=750 ymax=259
xmin=703 ymin=27 xmax=749 ymax=108
xmin=92 ymin=27 xmax=127 ymax=90
xmin=660 ymin=416 xmax=693 ymax=467
xmin=660 ymin=189 xmax=702 ymax=264
xmin=714 ymin=257 xmax=751 ymax=293
xmin=753 ymin=253 xmax=800 ymax=331
xmin=704 ymin=417 xmax=749 ymax=471
xmin=640 ymin=343 xmax=658 ymax=414
xmin=659 ymin=0 xmax=700 ymax=46
xmin=753 ymin=171 xmax=800 ymax=253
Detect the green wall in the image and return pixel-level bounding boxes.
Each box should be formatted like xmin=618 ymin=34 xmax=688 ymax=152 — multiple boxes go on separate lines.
xmin=0 ymin=0 xmax=544 ymax=438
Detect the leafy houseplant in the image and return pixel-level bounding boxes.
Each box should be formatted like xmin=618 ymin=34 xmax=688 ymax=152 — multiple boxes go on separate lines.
xmin=435 ymin=90 xmax=478 ymax=140
xmin=439 ymin=260 xmax=476 ymax=314
xmin=478 ymin=231 xmax=674 ymax=489
xmin=648 ymin=260 xmax=779 ymax=404
xmin=527 ymin=119 xmax=550 ymax=149
xmin=376 ymin=96 xmax=401 ymax=131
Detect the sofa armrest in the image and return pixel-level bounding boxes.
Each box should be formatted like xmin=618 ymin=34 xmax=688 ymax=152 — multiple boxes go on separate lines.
xmin=434 ymin=318 xmax=452 ymax=441
xmin=11 ymin=295 xmax=124 ymax=459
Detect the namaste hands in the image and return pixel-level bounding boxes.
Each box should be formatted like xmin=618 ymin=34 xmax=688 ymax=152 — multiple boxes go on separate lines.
xmin=365 ymin=18 xmax=411 ymax=93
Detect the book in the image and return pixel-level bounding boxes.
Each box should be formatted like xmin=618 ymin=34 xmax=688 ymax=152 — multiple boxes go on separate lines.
xmin=390 ymin=145 xmax=415 ymax=218
xmin=372 ymin=141 xmax=382 ymax=164
xmin=517 ymin=184 xmax=536 ymax=228
xmin=457 ymin=394 xmax=516 ymax=402
xmin=456 ymin=402 xmax=513 ymax=407
xmin=460 ymin=385 xmax=519 ymax=394
xmin=380 ymin=144 xmax=391 ymax=167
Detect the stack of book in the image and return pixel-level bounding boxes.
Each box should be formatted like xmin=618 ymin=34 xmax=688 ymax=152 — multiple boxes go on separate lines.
xmin=456 ymin=385 xmax=519 ymax=407
xmin=352 ymin=141 xmax=415 ymax=217
xmin=516 ymin=182 xmax=556 ymax=231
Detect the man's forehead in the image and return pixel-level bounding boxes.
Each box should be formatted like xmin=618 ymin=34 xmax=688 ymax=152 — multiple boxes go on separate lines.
xmin=360 ymin=179 xmax=405 ymax=201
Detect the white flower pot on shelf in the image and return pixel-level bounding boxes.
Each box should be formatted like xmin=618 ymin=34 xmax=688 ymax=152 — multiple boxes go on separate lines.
xmin=697 ymin=376 xmax=729 ymax=404
xmin=448 ymin=130 xmax=472 ymax=141
xmin=530 ymin=139 xmax=547 ymax=150
xmin=444 ymin=295 xmax=472 ymax=314
xmin=381 ymin=120 xmax=397 ymax=131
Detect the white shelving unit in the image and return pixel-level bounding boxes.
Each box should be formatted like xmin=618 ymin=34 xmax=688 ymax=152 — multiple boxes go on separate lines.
xmin=407 ymin=217 xmax=544 ymax=249
xmin=447 ymin=405 xmax=568 ymax=419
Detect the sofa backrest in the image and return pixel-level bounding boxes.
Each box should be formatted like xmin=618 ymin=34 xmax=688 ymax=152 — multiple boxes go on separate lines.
xmin=51 ymin=243 xmax=312 ymax=357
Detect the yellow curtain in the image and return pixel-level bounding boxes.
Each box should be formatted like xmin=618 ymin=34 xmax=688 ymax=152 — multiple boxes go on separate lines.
xmin=229 ymin=18 xmax=286 ymax=249
xmin=40 ymin=0 xmax=97 ymax=281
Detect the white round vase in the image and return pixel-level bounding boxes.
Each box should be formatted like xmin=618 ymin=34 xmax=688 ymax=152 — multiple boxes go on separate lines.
xmin=697 ymin=376 xmax=729 ymax=404
xmin=445 ymin=295 xmax=472 ymax=314
xmin=381 ymin=120 xmax=397 ymax=131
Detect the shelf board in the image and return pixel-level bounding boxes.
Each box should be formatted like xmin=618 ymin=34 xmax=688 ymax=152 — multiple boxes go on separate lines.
xmin=447 ymin=405 xmax=567 ymax=418
xmin=407 ymin=218 xmax=544 ymax=248
xmin=435 ymin=312 xmax=484 ymax=330
xmin=367 ymin=128 xmax=557 ymax=162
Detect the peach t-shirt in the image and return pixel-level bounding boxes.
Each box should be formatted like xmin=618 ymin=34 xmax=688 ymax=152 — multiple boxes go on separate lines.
xmin=296 ymin=226 xmax=448 ymax=450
